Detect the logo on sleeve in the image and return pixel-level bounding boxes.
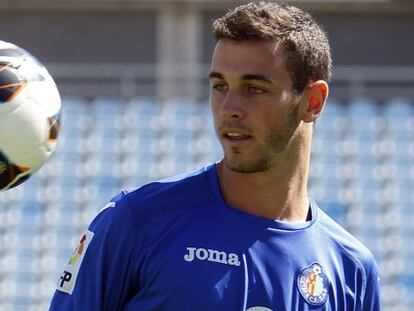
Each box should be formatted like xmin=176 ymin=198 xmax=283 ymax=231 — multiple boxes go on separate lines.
xmin=56 ymin=230 xmax=94 ymax=294
xmin=297 ymin=263 xmax=330 ymax=306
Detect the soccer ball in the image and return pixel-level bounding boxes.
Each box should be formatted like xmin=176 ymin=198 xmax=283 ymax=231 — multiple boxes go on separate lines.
xmin=0 ymin=40 xmax=61 ymax=191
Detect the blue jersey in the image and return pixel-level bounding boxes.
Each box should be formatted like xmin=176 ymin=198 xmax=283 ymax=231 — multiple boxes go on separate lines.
xmin=49 ymin=164 xmax=381 ymax=310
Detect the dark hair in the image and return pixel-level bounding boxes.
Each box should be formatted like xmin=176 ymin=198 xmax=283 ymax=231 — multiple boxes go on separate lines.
xmin=212 ymin=1 xmax=332 ymax=94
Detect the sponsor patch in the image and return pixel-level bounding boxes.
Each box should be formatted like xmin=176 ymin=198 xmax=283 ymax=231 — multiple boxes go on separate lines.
xmin=56 ymin=230 xmax=94 ymax=294
xmin=297 ymin=263 xmax=330 ymax=306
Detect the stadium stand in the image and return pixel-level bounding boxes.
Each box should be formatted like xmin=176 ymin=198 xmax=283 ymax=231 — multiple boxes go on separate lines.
xmin=0 ymin=96 xmax=413 ymax=310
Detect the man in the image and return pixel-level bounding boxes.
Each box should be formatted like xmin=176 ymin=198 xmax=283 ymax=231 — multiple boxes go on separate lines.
xmin=49 ymin=2 xmax=380 ymax=310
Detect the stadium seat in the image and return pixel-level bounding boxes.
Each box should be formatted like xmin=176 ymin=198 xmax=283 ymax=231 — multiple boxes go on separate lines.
xmin=383 ymin=97 xmax=414 ymax=117
xmin=1 ymin=95 xmax=413 ymax=309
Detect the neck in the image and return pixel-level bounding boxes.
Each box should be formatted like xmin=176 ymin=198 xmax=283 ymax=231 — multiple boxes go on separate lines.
xmin=217 ymin=137 xmax=311 ymax=223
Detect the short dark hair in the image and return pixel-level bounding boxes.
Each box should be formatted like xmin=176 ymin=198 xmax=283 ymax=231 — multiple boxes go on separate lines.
xmin=212 ymin=1 xmax=332 ymax=94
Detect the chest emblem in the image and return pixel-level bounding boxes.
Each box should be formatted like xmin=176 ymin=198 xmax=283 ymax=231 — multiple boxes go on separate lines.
xmin=297 ymin=263 xmax=329 ymax=306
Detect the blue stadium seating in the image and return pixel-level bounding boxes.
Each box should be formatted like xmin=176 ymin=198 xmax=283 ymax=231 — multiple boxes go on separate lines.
xmin=0 ymin=96 xmax=413 ymax=310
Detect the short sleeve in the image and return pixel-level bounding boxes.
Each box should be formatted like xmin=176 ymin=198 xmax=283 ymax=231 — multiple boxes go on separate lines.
xmin=48 ymin=192 xmax=139 ymax=311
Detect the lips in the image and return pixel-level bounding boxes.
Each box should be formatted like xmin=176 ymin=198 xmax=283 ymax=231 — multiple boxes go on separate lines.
xmin=224 ymin=132 xmax=251 ymax=139
xmin=220 ymin=128 xmax=252 ymax=141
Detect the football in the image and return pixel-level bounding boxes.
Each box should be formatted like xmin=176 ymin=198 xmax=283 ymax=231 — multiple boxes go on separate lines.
xmin=0 ymin=40 xmax=61 ymax=191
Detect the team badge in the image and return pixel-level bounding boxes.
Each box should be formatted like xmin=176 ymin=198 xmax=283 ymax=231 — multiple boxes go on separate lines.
xmin=297 ymin=263 xmax=329 ymax=306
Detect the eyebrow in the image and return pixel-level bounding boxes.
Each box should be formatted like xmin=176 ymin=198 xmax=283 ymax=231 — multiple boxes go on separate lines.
xmin=208 ymin=71 xmax=273 ymax=84
xmin=208 ymin=71 xmax=224 ymax=80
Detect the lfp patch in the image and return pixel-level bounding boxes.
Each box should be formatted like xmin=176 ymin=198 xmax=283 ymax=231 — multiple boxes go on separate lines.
xmin=297 ymin=263 xmax=330 ymax=306
xmin=56 ymin=230 xmax=94 ymax=294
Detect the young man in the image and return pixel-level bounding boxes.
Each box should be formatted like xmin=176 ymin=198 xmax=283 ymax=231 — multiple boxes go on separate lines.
xmin=49 ymin=2 xmax=381 ymax=310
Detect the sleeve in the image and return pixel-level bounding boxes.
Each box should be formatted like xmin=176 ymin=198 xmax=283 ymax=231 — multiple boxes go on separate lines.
xmin=48 ymin=192 xmax=140 ymax=311
xmin=362 ymin=260 xmax=381 ymax=311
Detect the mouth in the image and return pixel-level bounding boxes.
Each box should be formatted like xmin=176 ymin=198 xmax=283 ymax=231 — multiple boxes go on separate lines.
xmin=222 ymin=131 xmax=252 ymax=142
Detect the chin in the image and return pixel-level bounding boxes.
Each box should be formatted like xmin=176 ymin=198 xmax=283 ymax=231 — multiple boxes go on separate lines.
xmin=224 ymin=156 xmax=270 ymax=174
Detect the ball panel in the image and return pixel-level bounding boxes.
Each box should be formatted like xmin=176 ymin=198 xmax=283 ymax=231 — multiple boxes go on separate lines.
xmin=0 ymin=41 xmax=19 ymax=50
xmin=0 ymin=149 xmax=31 ymax=190
xmin=24 ymin=80 xmax=61 ymax=117
xmin=0 ymin=62 xmax=26 ymax=103
xmin=1 ymin=97 xmax=49 ymax=148
xmin=48 ymin=113 xmax=61 ymax=142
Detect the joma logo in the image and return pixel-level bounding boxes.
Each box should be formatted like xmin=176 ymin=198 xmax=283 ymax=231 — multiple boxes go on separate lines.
xmin=184 ymin=247 xmax=241 ymax=266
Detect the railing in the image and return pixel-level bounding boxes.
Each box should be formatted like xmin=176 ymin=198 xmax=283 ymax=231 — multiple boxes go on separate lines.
xmin=48 ymin=63 xmax=414 ymax=101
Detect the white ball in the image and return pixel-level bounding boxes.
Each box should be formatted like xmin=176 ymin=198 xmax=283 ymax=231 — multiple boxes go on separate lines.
xmin=0 ymin=40 xmax=61 ymax=191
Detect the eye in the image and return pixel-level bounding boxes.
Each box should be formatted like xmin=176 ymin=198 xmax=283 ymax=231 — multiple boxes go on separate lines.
xmin=211 ymin=83 xmax=228 ymax=92
xmin=247 ymin=86 xmax=266 ymax=94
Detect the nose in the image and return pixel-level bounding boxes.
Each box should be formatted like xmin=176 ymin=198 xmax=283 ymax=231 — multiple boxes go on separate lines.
xmin=221 ymin=91 xmax=246 ymax=120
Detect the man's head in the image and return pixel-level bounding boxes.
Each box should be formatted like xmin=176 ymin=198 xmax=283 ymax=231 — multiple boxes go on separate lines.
xmin=212 ymin=1 xmax=331 ymax=95
xmin=210 ymin=2 xmax=331 ymax=174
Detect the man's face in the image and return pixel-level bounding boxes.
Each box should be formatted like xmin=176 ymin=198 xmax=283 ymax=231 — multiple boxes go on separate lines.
xmin=209 ymin=39 xmax=302 ymax=173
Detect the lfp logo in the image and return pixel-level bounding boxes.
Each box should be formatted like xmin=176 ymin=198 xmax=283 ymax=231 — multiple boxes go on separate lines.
xmin=68 ymin=233 xmax=87 ymax=265
xmin=57 ymin=230 xmax=94 ymax=294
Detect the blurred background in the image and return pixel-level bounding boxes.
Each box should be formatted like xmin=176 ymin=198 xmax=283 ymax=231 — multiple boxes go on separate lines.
xmin=0 ymin=0 xmax=413 ymax=310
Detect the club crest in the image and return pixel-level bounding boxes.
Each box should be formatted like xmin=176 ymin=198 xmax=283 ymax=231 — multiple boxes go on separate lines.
xmin=297 ymin=263 xmax=329 ymax=306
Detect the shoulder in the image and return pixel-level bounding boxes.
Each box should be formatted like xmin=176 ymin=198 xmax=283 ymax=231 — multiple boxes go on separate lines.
xmin=316 ymin=208 xmax=378 ymax=276
xmin=90 ymin=165 xmax=214 ymax=233
xmin=315 ymin=208 xmax=380 ymax=306
xmin=122 ymin=164 xmax=214 ymax=215
xmin=128 ymin=165 xmax=213 ymax=203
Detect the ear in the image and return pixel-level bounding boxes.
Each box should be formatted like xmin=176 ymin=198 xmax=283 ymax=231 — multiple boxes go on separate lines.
xmin=300 ymin=80 xmax=329 ymax=123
